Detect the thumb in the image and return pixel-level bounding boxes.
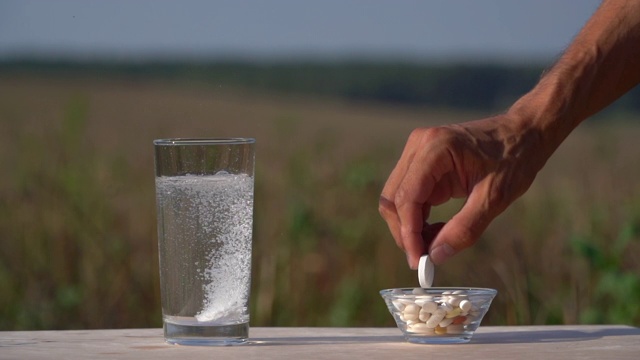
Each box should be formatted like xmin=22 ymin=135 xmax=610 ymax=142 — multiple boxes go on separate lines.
xmin=428 ymin=188 xmax=495 ymax=265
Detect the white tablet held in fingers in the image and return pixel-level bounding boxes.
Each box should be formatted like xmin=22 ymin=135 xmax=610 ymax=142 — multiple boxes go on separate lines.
xmin=418 ymin=255 xmax=434 ymax=288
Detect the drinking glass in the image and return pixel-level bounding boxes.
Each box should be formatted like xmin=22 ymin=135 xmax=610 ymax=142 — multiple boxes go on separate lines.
xmin=154 ymin=138 xmax=255 ymax=345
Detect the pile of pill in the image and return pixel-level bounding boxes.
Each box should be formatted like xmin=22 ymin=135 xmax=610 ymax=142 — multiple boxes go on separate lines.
xmin=391 ymin=288 xmax=482 ymax=335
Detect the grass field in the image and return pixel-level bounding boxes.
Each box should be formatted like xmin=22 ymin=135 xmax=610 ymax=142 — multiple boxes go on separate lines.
xmin=1 ymin=73 xmax=639 ymax=330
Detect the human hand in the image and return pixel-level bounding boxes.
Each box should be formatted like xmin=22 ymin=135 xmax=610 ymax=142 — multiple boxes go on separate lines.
xmin=379 ymin=0 xmax=640 ymax=270
xmin=379 ymin=115 xmax=545 ymax=268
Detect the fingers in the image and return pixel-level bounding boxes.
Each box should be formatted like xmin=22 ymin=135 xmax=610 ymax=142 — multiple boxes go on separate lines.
xmin=394 ymin=142 xmax=452 ymax=269
xmin=428 ymin=185 xmax=494 ymax=264
xmin=395 ymin=175 xmax=435 ymax=269
xmin=380 ymin=128 xmax=455 ymax=269
xmin=378 ymin=196 xmax=401 ymax=249
xmin=379 ymin=131 xmax=423 ymax=255
xmin=380 ymin=119 xmax=529 ymax=266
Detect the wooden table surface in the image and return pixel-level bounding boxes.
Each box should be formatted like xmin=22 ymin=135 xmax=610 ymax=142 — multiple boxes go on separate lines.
xmin=1 ymin=326 xmax=639 ymax=359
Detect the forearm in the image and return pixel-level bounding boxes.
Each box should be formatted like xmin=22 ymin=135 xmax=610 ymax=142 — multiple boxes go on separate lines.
xmin=509 ymin=0 xmax=640 ymax=159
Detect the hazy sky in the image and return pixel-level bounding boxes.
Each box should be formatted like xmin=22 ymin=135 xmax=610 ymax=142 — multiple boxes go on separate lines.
xmin=0 ymin=0 xmax=602 ymax=62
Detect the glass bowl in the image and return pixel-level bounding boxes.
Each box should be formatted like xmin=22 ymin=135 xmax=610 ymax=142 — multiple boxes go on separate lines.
xmin=380 ymin=287 xmax=497 ymax=344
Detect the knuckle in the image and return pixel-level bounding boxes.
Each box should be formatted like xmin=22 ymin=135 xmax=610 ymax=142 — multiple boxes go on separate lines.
xmin=400 ymin=223 xmax=421 ymax=237
xmin=409 ymin=126 xmax=460 ymax=151
xmin=394 ymin=185 xmax=408 ymax=205
xmin=378 ymin=196 xmax=396 ymax=219
xmin=409 ymin=127 xmax=442 ymax=142
xmin=394 ymin=181 xmax=418 ymax=205
xmin=407 ymin=128 xmax=425 ymax=142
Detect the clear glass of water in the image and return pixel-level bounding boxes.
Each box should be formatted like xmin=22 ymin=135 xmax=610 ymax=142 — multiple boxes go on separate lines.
xmin=154 ymin=138 xmax=255 ymax=346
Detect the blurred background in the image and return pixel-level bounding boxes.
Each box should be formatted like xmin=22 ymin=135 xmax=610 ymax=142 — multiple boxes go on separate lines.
xmin=1 ymin=0 xmax=639 ymax=331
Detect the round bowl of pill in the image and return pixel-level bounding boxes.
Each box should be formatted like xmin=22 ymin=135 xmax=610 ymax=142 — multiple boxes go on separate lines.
xmin=380 ymin=287 xmax=497 ymax=344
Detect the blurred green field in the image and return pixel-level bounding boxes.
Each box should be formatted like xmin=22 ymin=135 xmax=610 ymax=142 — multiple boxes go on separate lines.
xmin=0 ymin=73 xmax=639 ymax=330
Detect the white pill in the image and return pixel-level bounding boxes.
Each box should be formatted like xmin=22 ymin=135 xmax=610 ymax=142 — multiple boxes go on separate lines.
xmin=392 ymin=289 xmax=404 ymax=295
xmin=439 ymin=317 xmax=454 ymax=327
xmin=414 ymin=297 xmax=433 ymax=307
xmin=412 ymin=287 xmax=427 ymax=295
xmin=410 ymin=323 xmax=435 ymax=334
xmin=447 ymin=296 xmax=462 ymax=307
xmin=439 ymin=302 xmax=453 ymax=312
xmin=399 ymin=298 xmax=414 ymax=306
xmin=404 ymin=304 xmax=421 ymax=314
xmin=419 ymin=311 xmax=432 ymax=322
xmin=433 ymin=307 xmax=447 ymax=317
xmin=426 ymin=311 xmax=445 ymax=328
xmin=406 ymin=320 xmax=419 ymax=327
xmin=425 ymin=318 xmax=442 ymax=328
xmin=404 ymin=311 xmax=419 ymax=321
xmin=420 ymin=301 xmax=438 ymax=313
xmin=459 ymin=299 xmax=472 ymax=312
xmin=418 ymin=255 xmax=434 ymax=288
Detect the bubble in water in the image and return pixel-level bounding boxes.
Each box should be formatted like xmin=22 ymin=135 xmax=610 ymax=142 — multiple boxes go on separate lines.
xmin=156 ymin=173 xmax=253 ymax=325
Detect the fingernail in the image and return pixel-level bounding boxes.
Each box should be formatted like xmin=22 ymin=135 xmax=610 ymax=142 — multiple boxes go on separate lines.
xmin=430 ymin=244 xmax=455 ymax=264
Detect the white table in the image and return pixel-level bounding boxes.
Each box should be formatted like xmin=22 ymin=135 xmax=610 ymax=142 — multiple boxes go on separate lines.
xmin=1 ymin=326 xmax=639 ymax=359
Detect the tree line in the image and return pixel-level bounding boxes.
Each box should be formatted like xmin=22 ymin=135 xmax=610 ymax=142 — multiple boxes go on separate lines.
xmin=2 ymin=59 xmax=638 ymax=114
